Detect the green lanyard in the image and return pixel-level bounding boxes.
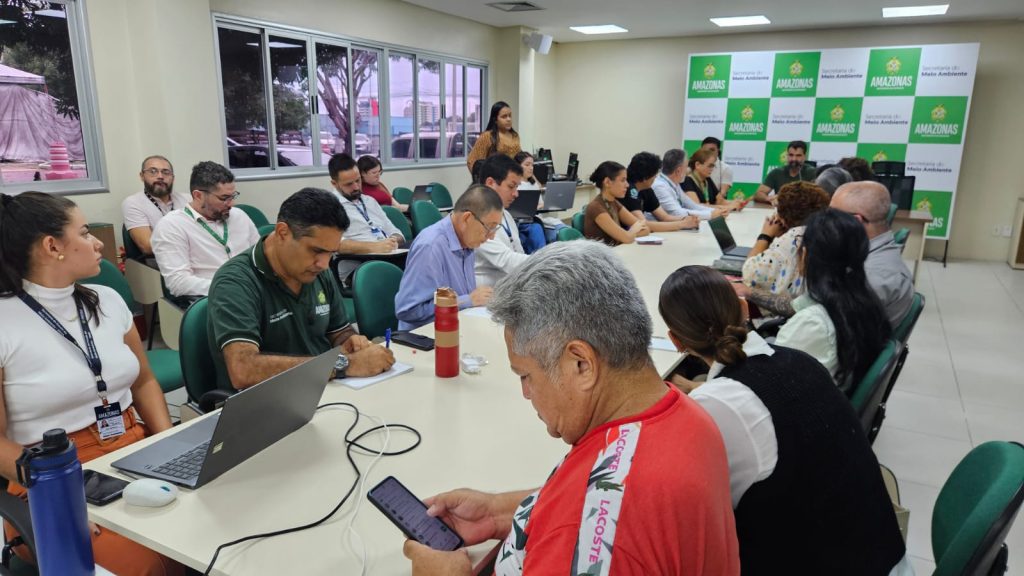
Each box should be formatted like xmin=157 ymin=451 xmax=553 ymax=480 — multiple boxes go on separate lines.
xmin=184 ymin=206 xmax=230 ymax=255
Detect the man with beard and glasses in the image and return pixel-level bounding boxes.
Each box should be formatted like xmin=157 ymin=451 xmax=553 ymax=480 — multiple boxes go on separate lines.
xmin=151 ymin=161 xmax=260 ymax=300
xmin=121 ymin=155 xmax=189 ymax=255
xmin=753 ymin=140 xmax=817 ymax=204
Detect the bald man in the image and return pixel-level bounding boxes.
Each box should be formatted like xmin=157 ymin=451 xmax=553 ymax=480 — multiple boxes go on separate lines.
xmin=831 ymin=181 xmax=914 ymax=327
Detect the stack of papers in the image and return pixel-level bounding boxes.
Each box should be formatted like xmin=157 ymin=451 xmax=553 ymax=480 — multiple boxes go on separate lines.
xmin=334 ymin=362 xmax=413 ymax=390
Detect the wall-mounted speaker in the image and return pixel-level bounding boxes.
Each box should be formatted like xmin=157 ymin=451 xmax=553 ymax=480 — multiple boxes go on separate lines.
xmin=523 ymin=32 xmax=553 ymax=55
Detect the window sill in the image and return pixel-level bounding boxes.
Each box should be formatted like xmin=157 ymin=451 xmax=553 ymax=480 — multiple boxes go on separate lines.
xmin=232 ymin=160 xmax=468 ymax=182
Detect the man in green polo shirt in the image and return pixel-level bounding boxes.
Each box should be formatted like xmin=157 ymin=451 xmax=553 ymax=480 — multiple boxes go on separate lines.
xmin=208 ymin=187 xmax=395 ymax=390
xmin=754 ymin=140 xmax=816 ymax=204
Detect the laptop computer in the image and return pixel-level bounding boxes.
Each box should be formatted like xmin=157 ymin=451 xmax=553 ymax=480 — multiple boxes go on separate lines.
xmin=508 ymin=189 xmax=541 ymax=222
xmin=708 ymin=216 xmax=751 ymax=260
xmin=112 ymin=349 xmax=336 ymax=489
xmin=541 ymin=181 xmax=576 ymax=212
xmin=411 ymin=185 xmax=434 ymax=203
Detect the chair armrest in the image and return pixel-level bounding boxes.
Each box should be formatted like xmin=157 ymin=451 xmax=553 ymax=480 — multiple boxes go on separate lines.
xmin=198 ymin=390 xmax=234 ymax=414
xmin=0 ymin=490 xmax=34 ymax=556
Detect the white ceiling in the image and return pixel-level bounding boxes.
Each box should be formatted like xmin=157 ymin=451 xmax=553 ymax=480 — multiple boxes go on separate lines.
xmin=401 ymin=0 xmax=1024 ymax=43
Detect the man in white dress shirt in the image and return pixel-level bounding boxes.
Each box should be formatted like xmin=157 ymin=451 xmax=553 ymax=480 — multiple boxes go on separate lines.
xmin=651 ymin=149 xmax=725 ymax=220
xmin=474 ymin=154 xmax=527 ymax=287
xmin=121 ymin=155 xmax=189 ymax=256
xmin=151 ymin=161 xmax=260 ymax=299
xmin=328 ymin=153 xmax=404 ymax=253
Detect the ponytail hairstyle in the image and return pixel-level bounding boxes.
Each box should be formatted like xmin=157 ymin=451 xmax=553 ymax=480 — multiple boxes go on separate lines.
xmin=588 ymin=161 xmax=625 ymax=191
xmin=0 ymin=192 xmax=102 ymax=323
xmin=801 ymin=209 xmax=891 ymax=385
xmin=658 ymin=266 xmax=748 ymax=367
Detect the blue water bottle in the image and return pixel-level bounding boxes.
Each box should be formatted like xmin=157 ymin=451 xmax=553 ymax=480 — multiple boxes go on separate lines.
xmin=15 ymin=428 xmax=94 ymax=575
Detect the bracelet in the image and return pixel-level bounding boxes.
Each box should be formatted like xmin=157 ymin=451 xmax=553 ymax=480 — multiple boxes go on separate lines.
xmin=757 ymin=234 xmax=774 ymax=244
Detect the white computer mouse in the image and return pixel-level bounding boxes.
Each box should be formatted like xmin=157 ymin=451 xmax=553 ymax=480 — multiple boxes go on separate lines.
xmin=123 ymin=478 xmax=178 ymax=507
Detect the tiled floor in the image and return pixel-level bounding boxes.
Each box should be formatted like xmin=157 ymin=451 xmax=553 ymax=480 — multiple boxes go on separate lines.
xmin=873 ymin=260 xmax=1024 ymax=575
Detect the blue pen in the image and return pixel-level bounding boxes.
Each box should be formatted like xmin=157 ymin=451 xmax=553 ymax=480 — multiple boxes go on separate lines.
xmin=385 ymin=328 xmax=391 ymax=349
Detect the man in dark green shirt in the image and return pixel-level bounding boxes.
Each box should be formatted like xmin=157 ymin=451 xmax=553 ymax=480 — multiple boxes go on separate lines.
xmin=754 ymin=140 xmax=816 ymax=204
xmin=208 ymin=187 xmax=394 ymax=390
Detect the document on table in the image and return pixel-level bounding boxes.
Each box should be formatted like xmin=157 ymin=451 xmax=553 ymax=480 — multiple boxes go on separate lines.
xmin=462 ymin=306 xmax=494 ymax=319
xmin=636 ymin=236 xmax=665 ymax=245
xmin=334 ymin=362 xmax=413 ymax=389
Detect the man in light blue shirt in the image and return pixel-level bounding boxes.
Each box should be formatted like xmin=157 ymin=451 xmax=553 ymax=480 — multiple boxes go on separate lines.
xmin=395 ymin=185 xmax=504 ymax=330
xmin=652 ymin=149 xmax=724 ymax=220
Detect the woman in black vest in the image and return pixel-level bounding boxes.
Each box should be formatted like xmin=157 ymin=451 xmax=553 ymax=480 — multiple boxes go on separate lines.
xmin=658 ymin=265 xmax=907 ymax=575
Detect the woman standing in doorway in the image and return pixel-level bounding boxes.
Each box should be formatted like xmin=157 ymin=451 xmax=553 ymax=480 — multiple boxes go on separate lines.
xmin=467 ymin=101 xmax=522 ymax=173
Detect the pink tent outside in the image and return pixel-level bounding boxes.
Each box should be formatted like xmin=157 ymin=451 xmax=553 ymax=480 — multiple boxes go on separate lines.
xmin=0 ymin=63 xmax=85 ymax=162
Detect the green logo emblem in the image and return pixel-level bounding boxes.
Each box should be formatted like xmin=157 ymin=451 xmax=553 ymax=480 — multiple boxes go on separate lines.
xmin=688 ymin=55 xmax=731 ymax=98
xmin=916 ymin=197 xmax=932 ymax=212
xmin=725 ymin=98 xmax=769 ymax=141
xmin=772 ymin=51 xmax=820 ymax=97
xmin=789 ymin=60 xmax=803 ymax=76
xmin=866 ymin=48 xmax=920 ymax=96
xmin=931 ymin=104 xmax=947 ymax=122
xmin=812 ymin=98 xmax=862 ymax=142
xmin=873 ymin=150 xmax=889 ymax=162
xmin=704 ymin=62 xmax=716 ymax=79
xmin=318 ymin=291 xmax=326 ymax=305
xmin=741 ymin=105 xmax=754 ymax=121
xmin=910 ymin=96 xmax=967 ymax=144
xmin=779 ymin=150 xmax=788 ymax=165
xmin=830 ymin=104 xmax=846 ymax=122
xmin=886 ymin=56 xmax=902 ymax=75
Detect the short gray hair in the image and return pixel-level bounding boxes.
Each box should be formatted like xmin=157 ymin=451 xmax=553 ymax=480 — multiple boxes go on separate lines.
xmin=815 ymin=166 xmax=853 ymax=197
xmin=662 ymin=148 xmax=687 ymax=175
xmin=487 ymin=241 xmax=653 ymax=375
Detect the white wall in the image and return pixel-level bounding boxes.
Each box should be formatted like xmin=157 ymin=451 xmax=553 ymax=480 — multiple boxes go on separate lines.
xmin=543 ymin=21 xmax=1024 ymax=262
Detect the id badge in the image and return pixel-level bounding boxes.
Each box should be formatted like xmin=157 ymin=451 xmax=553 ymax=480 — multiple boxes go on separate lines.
xmin=94 ymin=402 xmax=126 ymax=440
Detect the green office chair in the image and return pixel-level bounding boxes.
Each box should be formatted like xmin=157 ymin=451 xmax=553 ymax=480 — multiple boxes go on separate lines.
xmin=411 ymin=200 xmax=443 ymax=236
xmin=932 ymin=441 xmax=1024 ymax=576
xmin=236 ymin=204 xmax=270 ymax=229
xmin=122 ymin=224 xmax=145 ymax=261
xmin=893 ymin=227 xmax=910 ymax=247
xmin=351 ymin=261 xmax=403 ymax=339
xmin=179 ymin=298 xmax=232 ymax=413
xmin=429 ymin=182 xmax=454 ymax=209
xmin=886 ymin=203 xmax=898 ymax=227
xmin=867 ymin=293 xmax=927 ymax=444
xmin=556 ymin=227 xmax=584 ymax=241
xmin=258 ymin=223 xmax=277 ymax=237
xmin=572 ymin=211 xmax=585 ymax=233
xmin=382 ymin=205 xmax=413 ymax=241
xmin=82 ymin=260 xmax=184 ymax=394
xmin=847 ymin=339 xmax=901 ymax=437
xmin=392 ymin=187 xmax=414 ymax=206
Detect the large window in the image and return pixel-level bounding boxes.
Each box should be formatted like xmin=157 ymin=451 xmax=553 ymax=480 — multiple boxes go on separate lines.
xmin=0 ymin=0 xmax=104 ymax=193
xmin=214 ymin=15 xmax=485 ymax=175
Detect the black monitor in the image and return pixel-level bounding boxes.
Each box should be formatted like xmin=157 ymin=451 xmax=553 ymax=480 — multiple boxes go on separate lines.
xmin=566 ymin=152 xmax=579 ymax=181
xmin=876 ymin=175 xmax=915 ymax=211
xmin=873 ymin=161 xmax=906 ymax=177
xmin=535 ymin=148 xmax=553 ymax=162
xmin=533 ymin=161 xmax=552 ymax=185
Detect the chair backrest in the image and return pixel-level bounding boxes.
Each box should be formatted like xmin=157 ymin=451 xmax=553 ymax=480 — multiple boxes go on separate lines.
xmin=179 ymin=298 xmax=217 ymax=403
xmin=410 ymin=200 xmax=443 ymax=236
xmin=351 ymin=261 xmax=403 ymax=339
xmin=571 ymin=211 xmax=585 ymax=233
xmin=892 ymin=292 xmax=925 ymax=344
xmin=122 ymin=225 xmax=145 ymax=261
xmin=556 ymin=226 xmax=584 ymax=241
xmin=932 ymin=441 xmax=1024 ymax=576
xmin=381 ymin=205 xmax=413 ymax=240
xmin=82 ymin=259 xmax=137 ymax=311
xmin=236 ymin=204 xmax=270 ymax=228
xmin=848 ymin=339 xmax=901 ymax=431
xmin=257 ymin=223 xmax=277 ymax=237
xmin=392 ymin=187 xmax=414 ymax=205
xmin=886 ymin=203 xmax=898 ymax=227
xmin=428 ymin=182 xmax=453 ymax=209
xmin=872 ymin=160 xmax=906 ymax=177
xmin=893 ymin=227 xmax=910 ymax=247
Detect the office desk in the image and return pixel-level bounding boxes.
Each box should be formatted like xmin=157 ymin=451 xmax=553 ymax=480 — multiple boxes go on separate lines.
xmin=84 ymin=207 xmax=770 ymax=575
xmin=892 ymin=209 xmax=933 ymax=285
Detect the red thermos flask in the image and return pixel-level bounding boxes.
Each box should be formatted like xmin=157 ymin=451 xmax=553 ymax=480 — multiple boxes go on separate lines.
xmin=434 ymin=287 xmax=459 ymax=377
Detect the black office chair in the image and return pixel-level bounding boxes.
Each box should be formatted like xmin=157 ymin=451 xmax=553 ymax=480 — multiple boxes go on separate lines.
xmin=0 ymin=479 xmax=37 ymax=576
xmin=872 ymin=161 xmax=906 ymax=177
xmin=877 ymin=175 xmax=916 ymax=211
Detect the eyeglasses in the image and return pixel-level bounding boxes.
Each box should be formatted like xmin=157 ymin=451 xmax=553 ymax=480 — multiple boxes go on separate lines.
xmin=143 ymin=168 xmax=173 ymax=177
xmin=471 ymin=212 xmax=501 ymax=234
xmin=203 ymin=190 xmax=241 ymax=202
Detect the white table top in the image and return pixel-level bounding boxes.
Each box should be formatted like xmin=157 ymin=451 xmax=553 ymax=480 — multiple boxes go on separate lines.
xmin=84 ymin=206 xmax=771 ymax=575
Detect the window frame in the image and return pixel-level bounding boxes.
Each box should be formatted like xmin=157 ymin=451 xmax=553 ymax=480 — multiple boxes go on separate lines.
xmin=212 ymin=13 xmax=487 ymax=179
xmin=0 ymin=0 xmax=107 ymax=196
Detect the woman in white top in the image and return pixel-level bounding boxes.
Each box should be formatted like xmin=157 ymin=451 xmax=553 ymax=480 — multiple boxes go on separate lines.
xmin=0 ymin=192 xmax=180 ymax=575
xmin=776 ymin=209 xmax=892 ymax=389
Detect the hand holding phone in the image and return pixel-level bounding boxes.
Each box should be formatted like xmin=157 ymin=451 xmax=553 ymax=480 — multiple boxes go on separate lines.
xmin=368 ymin=476 xmax=464 ymax=551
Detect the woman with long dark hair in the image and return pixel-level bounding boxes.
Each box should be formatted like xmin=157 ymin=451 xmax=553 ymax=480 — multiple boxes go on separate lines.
xmin=0 ymin=193 xmax=180 ymax=575
xmin=776 ymin=208 xmax=893 ymax=387
xmin=582 ymin=161 xmax=650 ymax=245
xmin=658 ymin=265 xmax=907 ymax=574
xmin=466 ymin=101 xmax=522 ymax=173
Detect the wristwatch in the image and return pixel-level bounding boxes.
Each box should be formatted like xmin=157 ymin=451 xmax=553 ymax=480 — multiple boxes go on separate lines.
xmin=757 ymin=233 xmax=774 ymax=244
xmin=333 ymin=353 xmax=350 ymax=379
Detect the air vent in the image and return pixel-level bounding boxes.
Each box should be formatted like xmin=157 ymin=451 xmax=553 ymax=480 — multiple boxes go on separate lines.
xmin=487 ymin=2 xmax=544 ymax=12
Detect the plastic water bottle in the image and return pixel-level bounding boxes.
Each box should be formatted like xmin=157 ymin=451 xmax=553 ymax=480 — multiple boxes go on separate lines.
xmin=16 ymin=428 xmax=94 ymax=575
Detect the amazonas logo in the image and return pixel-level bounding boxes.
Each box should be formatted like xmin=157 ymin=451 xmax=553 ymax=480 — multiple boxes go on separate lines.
xmin=725 ymin=98 xmax=769 ymax=140
xmin=813 ymin=98 xmax=861 ymax=142
xmin=772 ymin=51 xmax=820 ymax=97
xmin=873 ymin=150 xmax=889 ymax=162
xmin=910 ymin=96 xmax=967 ymax=144
xmin=689 ymin=55 xmax=731 ymax=98
xmin=866 ymin=48 xmax=920 ymax=96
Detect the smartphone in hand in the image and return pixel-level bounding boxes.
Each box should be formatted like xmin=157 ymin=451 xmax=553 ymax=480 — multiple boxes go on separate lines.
xmin=368 ymin=476 xmax=463 ymax=551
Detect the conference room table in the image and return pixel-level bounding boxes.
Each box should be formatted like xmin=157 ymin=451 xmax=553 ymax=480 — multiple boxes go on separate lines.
xmin=83 ymin=205 xmax=773 ymax=575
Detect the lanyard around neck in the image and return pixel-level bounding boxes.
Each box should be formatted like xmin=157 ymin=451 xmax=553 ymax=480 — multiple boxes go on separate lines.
xmin=145 ymin=191 xmax=173 ymax=213
xmin=185 ymin=206 xmax=230 ymax=255
xmin=18 ymin=292 xmax=108 ymax=402
xmin=352 ymin=198 xmax=385 ymax=239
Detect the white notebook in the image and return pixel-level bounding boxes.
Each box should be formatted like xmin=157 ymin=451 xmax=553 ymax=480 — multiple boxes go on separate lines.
xmin=334 ymin=362 xmax=413 ymax=390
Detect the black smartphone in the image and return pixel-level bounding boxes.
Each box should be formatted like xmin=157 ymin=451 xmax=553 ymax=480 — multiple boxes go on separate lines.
xmin=391 ymin=331 xmax=435 ymax=351
xmin=83 ymin=470 xmax=129 ymax=506
xmin=367 ymin=476 xmax=463 ymax=551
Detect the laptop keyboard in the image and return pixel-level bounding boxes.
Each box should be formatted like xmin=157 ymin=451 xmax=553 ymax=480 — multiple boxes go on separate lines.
xmin=152 ymin=442 xmax=209 ymax=480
